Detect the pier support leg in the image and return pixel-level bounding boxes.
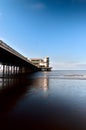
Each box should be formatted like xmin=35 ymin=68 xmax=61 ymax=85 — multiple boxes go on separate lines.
xmin=19 ymin=67 xmax=22 ymax=74
xmin=2 ymin=64 xmax=5 ymax=87
xmin=13 ymin=66 xmax=15 ymax=75
xmin=11 ymin=65 xmax=12 ymax=76
xmin=16 ymin=66 xmax=17 ymax=75
xmin=6 ymin=65 xmax=7 ymax=77
xmin=3 ymin=64 xmax=5 ymax=78
xmin=8 ymin=65 xmax=9 ymax=77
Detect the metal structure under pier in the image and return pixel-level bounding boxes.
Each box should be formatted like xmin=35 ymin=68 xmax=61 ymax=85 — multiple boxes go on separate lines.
xmin=39 ymin=67 xmax=52 ymax=71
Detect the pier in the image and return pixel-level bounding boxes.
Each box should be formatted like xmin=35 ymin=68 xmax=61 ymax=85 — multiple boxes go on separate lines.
xmin=0 ymin=40 xmax=40 ymax=78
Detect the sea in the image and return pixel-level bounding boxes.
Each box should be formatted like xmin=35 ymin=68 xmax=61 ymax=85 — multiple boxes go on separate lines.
xmin=0 ymin=70 xmax=86 ymax=130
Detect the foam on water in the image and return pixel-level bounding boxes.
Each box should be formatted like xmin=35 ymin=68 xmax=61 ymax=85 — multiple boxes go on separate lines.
xmin=46 ymin=70 xmax=86 ymax=80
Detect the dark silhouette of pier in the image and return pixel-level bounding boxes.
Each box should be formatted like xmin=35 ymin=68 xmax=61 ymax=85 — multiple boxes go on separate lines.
xmin=0 ymin=40 xmax=40 ymax=78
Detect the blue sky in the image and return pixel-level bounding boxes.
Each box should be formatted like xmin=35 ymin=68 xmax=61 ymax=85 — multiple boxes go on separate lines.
xmin=0 ymin=0 xmax=86 ymax=70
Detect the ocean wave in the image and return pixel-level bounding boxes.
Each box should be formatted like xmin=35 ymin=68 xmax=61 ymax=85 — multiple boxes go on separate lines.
xmin=48 ymin=74 xmax=86 ymax=80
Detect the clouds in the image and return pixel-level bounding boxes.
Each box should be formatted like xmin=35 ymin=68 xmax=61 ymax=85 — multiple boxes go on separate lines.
xmin=51 ymin=62 xmax=86 ymax=70
xmin=30 ymin=3 xmax=46 ymax=10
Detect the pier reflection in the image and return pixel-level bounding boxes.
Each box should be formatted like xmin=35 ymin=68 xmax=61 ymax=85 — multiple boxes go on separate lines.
xmin=0 ymin=73 xmax=50 ymax=130
xmin=0 ymin=75 xmax=28 ymax=92
xmin=0 ymin=74 xmax=30 ymax=111
xmin=0 ymin=72 xmax=86 ymax=130
xmin=0 ymin=72 xmax=49 ymax=110
xmin=30 ymin=77 xmax=49 ymax=91
xmin=0 ymin=73 xmax=49 ymax=92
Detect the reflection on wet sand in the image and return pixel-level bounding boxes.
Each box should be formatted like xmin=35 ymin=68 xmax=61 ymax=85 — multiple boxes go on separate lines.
xmin=0 ymin=74 xmax=50 ymax=130
xmin=0 ymin=74 xmax=49 ymax=112
xmin=0 ymin=72 xmax=86 ymax=130
xmin=0 ymin=76 xmax=27 ymax=92
xmin=0 ymin=75 xmax=30 ymax=115
xmin=30 ymin=77 xmax=49 ymax=90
